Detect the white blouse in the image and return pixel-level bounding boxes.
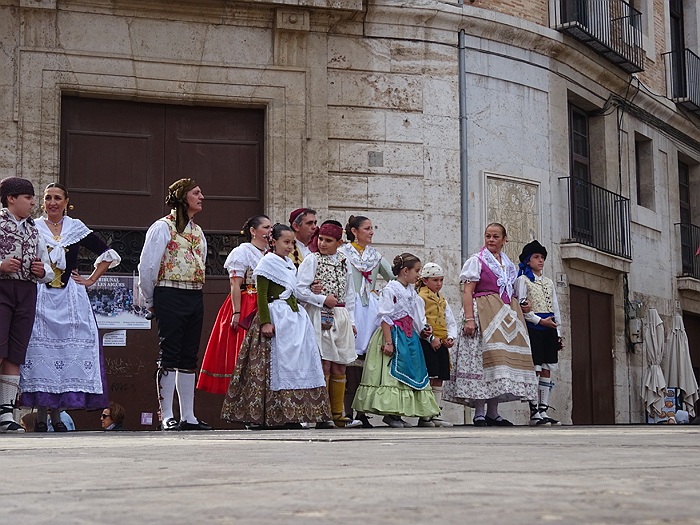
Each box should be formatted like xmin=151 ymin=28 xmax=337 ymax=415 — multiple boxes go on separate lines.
xmin=377 ymin=280 xmax=427 ymax=334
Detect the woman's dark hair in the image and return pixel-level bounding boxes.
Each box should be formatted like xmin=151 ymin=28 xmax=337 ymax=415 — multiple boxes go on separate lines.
xmin=391 ymin=252 xmax=421 ymax=276
xmin=108 ymin=401 xmax=126 ymax=425
xmin=45 ymin=182 xmax=69 ymax=199
xmin=267 ymin=223 xmax=294 ymax=252
xmin=44 ymin=182 xmax=71 ymax=216
xmin=345 ymin=215 xmax=370 ymax=242
xmin=485 ymin=222 xmax=507 ymax=238
xmin=241 ymin=214 xmax=270 ymax=242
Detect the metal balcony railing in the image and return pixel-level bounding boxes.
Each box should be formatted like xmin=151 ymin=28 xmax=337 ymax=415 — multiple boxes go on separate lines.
xmin=560 ymin=177 xmax=631 ymax=259
xmin=663 ymin=48 xmax=700 ymax=114
xmin=551 ymin=0 xmax=644 ymax=73
xmin=678 ymin=222 xmax=700 ymax=279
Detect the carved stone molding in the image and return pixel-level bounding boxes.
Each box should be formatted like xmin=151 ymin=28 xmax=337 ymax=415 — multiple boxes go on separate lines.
xmin=20 ymin=0 xmax=56 ymax=10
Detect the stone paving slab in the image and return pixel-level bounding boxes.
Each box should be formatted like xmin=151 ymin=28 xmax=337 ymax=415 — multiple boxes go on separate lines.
xmin=1 ymin=426 xmax=698 ymax=524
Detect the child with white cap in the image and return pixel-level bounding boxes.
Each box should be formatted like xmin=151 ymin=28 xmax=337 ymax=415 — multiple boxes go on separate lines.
xmin=416 ymin=262 xmax=458 ymax=427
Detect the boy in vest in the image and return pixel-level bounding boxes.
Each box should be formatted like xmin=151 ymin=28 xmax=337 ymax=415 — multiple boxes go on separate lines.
xmin=0 ymin=177 xmax=53 ymax=433
xmin=138 ymin=178 xmax=211 ymax=431
xmin=515 ymin=240 xmax=563 ymax=426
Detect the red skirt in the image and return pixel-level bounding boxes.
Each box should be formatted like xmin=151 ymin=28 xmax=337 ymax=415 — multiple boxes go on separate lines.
xmin=197 ymin=290 xmax=257 ymax=394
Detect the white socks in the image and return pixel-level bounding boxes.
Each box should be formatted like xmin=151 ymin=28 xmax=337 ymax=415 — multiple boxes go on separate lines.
xmin=486 ymin=398 xmax=500 ymax=419
xmin=158 ymin=370 xmax=177 ymax=421
xmin=473 ymin=399 xmax=486 ymax=419
xmin=176 ymin=371 xmax=197 ymax=424
xmin=539 ymin=377 xmax=552 ymax=410
xmin=433 ymin=385 xmax=443 ymax=410
xmin=0 ymin=374 xmax=20 ymax=423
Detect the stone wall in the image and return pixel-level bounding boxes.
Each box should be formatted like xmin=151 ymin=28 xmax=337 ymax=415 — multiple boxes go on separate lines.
xmin=1 ymin=0 xmax=699 ymax=425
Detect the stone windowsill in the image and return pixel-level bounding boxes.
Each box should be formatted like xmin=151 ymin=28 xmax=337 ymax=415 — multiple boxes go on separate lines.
xmin=560 ymin=242 xmax=632 ymax=275
xmin=677 ymin=277 xmax=700 ymax=295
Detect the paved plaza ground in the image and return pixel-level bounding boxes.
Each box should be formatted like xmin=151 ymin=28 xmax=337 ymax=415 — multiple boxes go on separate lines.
xmin=1 ymin=425 xmax=698 ymax=524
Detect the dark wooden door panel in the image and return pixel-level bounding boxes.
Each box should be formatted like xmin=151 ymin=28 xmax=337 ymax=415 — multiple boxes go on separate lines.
xmin=683 ymin=312 xmax=700 ymax=417
xmin=61 ymin=97 xmax=166 ymax=229
xmin=589 ymin=291 xmax=615 ymax=424
xmin=570 ymin=285 xmax=615 ymax=425
xmin=60 ymin=97 xmax=264 ymax=430
xmin=164 ymin=105 xmax=264 ymax=233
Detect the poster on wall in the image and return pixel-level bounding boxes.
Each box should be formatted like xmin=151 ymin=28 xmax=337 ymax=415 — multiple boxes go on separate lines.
xmin=87 ymin=275 xmax=151 ymax=329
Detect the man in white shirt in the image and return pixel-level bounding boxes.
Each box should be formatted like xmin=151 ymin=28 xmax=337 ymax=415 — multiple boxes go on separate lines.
xmin=138 ymin=178 xmax=211 ymax=432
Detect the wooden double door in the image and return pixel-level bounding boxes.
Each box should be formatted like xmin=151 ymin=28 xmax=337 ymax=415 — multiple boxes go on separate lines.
xmin=59 ymin=96 xmax=265 ymax=430
xmin=570 ymin=285 xmax=615 ymax=424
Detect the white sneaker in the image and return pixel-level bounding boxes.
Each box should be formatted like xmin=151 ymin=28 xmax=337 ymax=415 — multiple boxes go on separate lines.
xmin=529 ymin=413 xmax=551 ymax=426
xmin=0 ymin=420 xmax=25 ymax=433
xmin=431 ymin=415 xmax=453 ymax=427
xmin=382 ymin=415 xmax=405 ymax=428
xmin=540 ymin=411 xmax=561 ymax=426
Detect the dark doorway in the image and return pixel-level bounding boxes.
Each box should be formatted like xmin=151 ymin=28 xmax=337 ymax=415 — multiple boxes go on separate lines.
xmin=570 ymin=285 xmax=615 ymax=424
xmin=683 ymin=311 xmax=700 ymax=417
xmin=60 ymin=96 xmax=265 ymax=430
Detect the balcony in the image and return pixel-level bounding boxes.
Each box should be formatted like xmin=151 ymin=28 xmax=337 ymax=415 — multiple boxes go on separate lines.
xmin=679 ymin=222 xmax=700 ymax=280
xmin=551 ymin=0 xmax=644 ymax=74
xmin=560 ymin=177 xmax=631 ymax=259
xmin=663 ymin=49 xmax=700 ymax=115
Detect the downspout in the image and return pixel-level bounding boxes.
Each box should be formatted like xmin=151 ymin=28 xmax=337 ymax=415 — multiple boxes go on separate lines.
xmin=458 ymin=25 xmax=469 ymax=260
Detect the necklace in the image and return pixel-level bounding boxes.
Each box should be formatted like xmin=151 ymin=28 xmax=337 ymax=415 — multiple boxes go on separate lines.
xmin=47 ymin=217 xmax=64 ymax=227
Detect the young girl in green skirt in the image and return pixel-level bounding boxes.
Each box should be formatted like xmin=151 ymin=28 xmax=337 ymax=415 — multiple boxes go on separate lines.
xmin=352 ymin=253 xmax=439 ymax=428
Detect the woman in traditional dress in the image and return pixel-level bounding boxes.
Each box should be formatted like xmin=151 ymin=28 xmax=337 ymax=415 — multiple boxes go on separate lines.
xmin=221 ymin=223 xmax=331 ymax=428
xmin=442 ymin=223 xmax=538 ymax=426
xmin=338 ymin=215 xmax=393 ymax=427
xmin=20 ymin=183 xmax=120 ymax=432
xmin=352 ymin=253 xmax=439 ymax=427
xmin=197 ymin=215 xmax=271 ymax=394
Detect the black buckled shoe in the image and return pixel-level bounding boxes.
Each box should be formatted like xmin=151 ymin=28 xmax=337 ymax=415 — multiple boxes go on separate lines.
xmin=484 ymin=415 xmax=514 ymax=426
xmin=473 ymin=416 xmax=488 ymax=427
xmin=52 ymin=421 xmax=68 ymax=432
xmin=35 ymin=421 xmax=49 ymax=433
xmin=355 ymin=412 xmax=373 ymax=428
xmin=162 ymin=418 xmax=179 ymax=431
xmin=178 ymin=419 xmax=213 ymax=431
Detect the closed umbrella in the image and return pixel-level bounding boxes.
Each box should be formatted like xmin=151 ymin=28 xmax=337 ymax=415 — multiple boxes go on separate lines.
xmin=642 ymin=308 xmax=666 ymax=417
xmin=662 ymin=314 xmax=699 ymax=417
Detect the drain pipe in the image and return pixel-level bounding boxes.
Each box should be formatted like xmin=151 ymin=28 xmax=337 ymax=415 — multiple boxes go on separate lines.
xmin=458 ymin=27 xmax=469 ymax=260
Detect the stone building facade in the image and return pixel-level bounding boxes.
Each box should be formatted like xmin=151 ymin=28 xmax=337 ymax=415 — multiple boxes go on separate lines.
xmin=1 ymin=0 xmax=698 ymax=426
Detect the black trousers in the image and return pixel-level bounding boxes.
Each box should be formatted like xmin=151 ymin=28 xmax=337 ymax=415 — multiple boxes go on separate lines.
xmin=0 ymin=280 xmax=37 ymax=364
xmin=153 ymin=287 xmax=204 ymax=370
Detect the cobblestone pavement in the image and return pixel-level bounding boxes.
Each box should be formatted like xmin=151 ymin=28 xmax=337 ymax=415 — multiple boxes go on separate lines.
xmin=1 ymin=425 xmax=698 ymax=524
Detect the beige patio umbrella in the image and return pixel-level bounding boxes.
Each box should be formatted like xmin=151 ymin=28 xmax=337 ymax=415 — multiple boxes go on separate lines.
xmin=662 ymin=314 xmax=699 ymax=417
xmin=642 ymin=308 xmax=666 ymax=416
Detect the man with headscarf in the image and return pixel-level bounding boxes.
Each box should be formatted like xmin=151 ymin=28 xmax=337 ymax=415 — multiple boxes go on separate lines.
xmin=138 ymin=178 xmax=211 ymax=431
xmin=289 ymin=208 xmax=318 ymax=268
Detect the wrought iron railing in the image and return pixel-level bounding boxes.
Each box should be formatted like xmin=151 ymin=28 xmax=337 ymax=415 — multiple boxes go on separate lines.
xmin=77 ymin=230 xmax=245 ymax=277
xmin=663 ymin=48 xmax=700 ymax=113
xmin=678 ymin=222 xmax=700 ymax=279
xmin=560 ymin=176 xmax=631 ymax=259
xmin=551 ymin=0 xmax=644 ymax=73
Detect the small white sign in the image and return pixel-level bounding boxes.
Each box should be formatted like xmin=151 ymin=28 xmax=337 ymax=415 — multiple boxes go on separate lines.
xmin=141 ymin=412 xmax=153 ymax=426
xmin=103 ymin=330 xmax=127 ymax=347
